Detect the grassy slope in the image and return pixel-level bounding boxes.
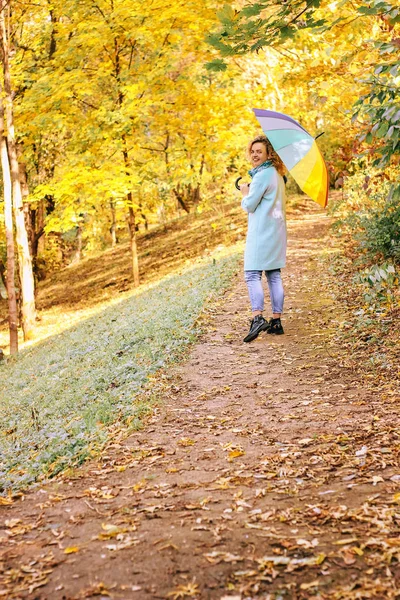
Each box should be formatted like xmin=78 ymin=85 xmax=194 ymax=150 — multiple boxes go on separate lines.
xmin=0 ymin=254 xmax=239 ymax=493
xmin=1 ymin=202 xmax=249 ymax=324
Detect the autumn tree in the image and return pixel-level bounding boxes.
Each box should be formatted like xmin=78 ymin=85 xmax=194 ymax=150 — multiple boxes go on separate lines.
xmin=9 ymin=0 xmax=261 ymax=280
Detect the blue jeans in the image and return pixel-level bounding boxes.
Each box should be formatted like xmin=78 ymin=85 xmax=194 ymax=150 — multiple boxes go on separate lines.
xmin=245 ymin=269 xmax=284 ymax=314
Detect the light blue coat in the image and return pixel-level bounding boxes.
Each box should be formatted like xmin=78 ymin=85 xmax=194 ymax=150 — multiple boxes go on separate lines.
xmin=241 ymin=161 xmax=287 ymax=271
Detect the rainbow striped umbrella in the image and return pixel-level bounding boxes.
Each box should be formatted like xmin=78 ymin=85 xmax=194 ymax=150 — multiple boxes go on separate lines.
xmin=253 ymin=108 xmax=329 ymax=207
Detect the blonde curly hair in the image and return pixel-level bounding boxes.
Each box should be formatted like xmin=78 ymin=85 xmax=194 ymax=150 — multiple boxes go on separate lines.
xmin=248 ymin=135 xmax=286 ymax=177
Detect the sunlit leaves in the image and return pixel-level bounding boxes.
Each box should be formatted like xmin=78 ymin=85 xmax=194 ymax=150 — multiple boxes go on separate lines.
xmin=208 ymin=0 xmax=327 ymax=57
xmin=207 ymin=0 xmax=400 ymax=172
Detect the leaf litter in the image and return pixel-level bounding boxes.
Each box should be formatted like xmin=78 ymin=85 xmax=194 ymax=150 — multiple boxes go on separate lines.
xmin=0 ymin=211 xmax=399 ymax=598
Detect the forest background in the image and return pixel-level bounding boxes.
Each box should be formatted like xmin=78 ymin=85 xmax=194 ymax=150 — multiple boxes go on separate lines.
xmin=0 ymin=0 xmax=399 ymax=345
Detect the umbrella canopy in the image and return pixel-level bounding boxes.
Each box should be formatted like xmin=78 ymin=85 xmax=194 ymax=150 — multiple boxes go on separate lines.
xmin=253 ymin=108 xmax=329 ymax=207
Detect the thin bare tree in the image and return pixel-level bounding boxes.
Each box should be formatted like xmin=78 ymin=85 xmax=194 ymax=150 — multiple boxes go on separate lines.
xmin=0 ymin=1 xmax=36 ymax=339
xmin=0 ymin=98 xmax=18 ymax=353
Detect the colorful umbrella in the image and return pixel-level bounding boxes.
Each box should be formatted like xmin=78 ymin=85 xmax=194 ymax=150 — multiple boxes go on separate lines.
xmin=253 ymin=108 xmax=329 ymax=208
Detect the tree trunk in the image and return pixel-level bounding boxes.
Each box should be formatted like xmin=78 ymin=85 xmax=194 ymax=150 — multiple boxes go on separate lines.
xmin=110 ymin=200 xmax=118 ymax=247
xmin=35 ymin=196 xmax=53 ymax=258
xmin=128 ymin=204 xmax=139 ymax=287
xmin=0 ymin=259 xmax=7 ymax=298
xmin=23 ymin=201 xmax=34 ymax=259
xmin=122 ymin=136 xmax=139 ymax=286
xmin=141 ymin=212 xmax=148 ymax=231
xmin=0 ymin=105 xmax=18 ymax=354
xmin=113 ymin=31 xmax=139 ymax=286
xmin=71 ymin=225 xmax=83 ymax=264
xmin=173 ymin=185 xmax=190 ymax=213
xmin=173 ymin=183 xmax=201 ymax=213
xmin=139 ymin=206 xmax=149 ymax=231
xmin=0 ymin=5 xmax=36 ymax=340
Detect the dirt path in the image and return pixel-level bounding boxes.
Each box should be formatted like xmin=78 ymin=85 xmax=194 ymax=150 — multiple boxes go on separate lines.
xmin=1 ymin=212 xmax=399 ymax=600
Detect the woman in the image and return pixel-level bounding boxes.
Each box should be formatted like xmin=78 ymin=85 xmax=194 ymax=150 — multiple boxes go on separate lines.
xmin=240 ymin=135 xmax=287 ymax=343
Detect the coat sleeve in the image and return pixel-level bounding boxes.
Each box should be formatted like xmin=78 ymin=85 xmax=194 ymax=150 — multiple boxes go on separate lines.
xmin=241 ymin=169 xmax=274 ymax=214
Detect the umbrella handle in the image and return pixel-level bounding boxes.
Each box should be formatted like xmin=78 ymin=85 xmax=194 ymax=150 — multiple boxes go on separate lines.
xmin=235 ymin=177 xmax=242 ymax=191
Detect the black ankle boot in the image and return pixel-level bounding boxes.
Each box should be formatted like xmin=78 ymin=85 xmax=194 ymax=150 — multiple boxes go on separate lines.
xmin=266 ymin=317 xmax=284 ymax=335
xmin=243 ymin=315 xmax=269 ymax=343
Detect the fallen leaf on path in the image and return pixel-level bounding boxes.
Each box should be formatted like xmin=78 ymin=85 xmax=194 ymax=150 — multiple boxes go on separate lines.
xmin=167 ymin=582 xmax=200 ymax=598
xmin=157 ymin=542 xmax=179 ymax=551
xmin=300 ymin=580 xmax=320 ymax=590
xmin=178 ymin=438 xmax=195 ymax=446
xmin=298 ymin=438 xmax=314 ymax=446
xmin=139 ymin=504 xmax=163 ymax=514
xmin=333 ymin=538 xmax=358 ymax=545
xmin=296 ymin=538 xmax=319 ymax=548
xmin=105 ymin=536 xmax=140 ymax=551
xmin=48 ymin=494 xmax=66 ymax=503
xmin=83 ymin=486 xmax=118 ymax=500
xmin=341 ymin=549 xmax=357 ymax=565
xmin=97 ymin=522 xmax=136 ymax=539
xmin=5 ymin=518 xmax=34 ymax=536
xmin=5 ymin=518 xmax=21 ymax=527
xmin=28 ymin=579 xmax=49 ymax=594
xmin=64 ymin=546 xmax=80 ymax=554
xmin=80 ymin=582 xmax=112 ymax=597
xmin=228 ymin=449 xmax=245 ymax=460
xmin=258 ymin=553 xmax=326 ymax=571
xmin=0 ymin=497 xmax=13 ymax=506
xmin=204 ymin=551 xmax=245 ymax=564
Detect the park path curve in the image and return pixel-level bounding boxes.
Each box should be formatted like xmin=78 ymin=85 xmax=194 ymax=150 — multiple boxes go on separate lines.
xmin=1 ymin=211 xmax=399 ymax=600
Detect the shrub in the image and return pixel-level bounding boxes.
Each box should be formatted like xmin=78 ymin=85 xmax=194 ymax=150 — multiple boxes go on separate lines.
xmin=331 ymin=168 xmax=400 ymax=264
xmin=356 ymin=189 xmax=400 ymax=262
xmin=353 ymin=263 xmax=398 ymax=312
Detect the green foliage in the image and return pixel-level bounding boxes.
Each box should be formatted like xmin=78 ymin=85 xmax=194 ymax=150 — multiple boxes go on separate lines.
xmin=332 ymin=172 xmax=400 ymax=264
xmin=353 ymin=263 xmax=398 ymax=309
xmin=356 ymin=189 xmax=400 ymax=262
xmin=357 ymin=1 xmax=400 ymax=20
xmin=353 ymin=37 xmax=400 ymax=168
xmin=241 ymin=4 xmax=264 ymax=18
xmin=208 ymin=0 xmax=326 ymax=56
xmin=0 ymin=252 xmax=239 ymax=494
xmin=205 ymin=58 xmax=229 ymax=71
xmin=216 ymin=4 xmax=239 ymax=25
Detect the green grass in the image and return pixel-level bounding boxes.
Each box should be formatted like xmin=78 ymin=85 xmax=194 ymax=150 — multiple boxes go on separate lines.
xmin=0 ymin=251 xmax=240 ymax=494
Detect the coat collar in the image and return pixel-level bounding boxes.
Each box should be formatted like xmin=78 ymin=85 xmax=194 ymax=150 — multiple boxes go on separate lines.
xmin=248 ymin=160 xmax=272 ymax=178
